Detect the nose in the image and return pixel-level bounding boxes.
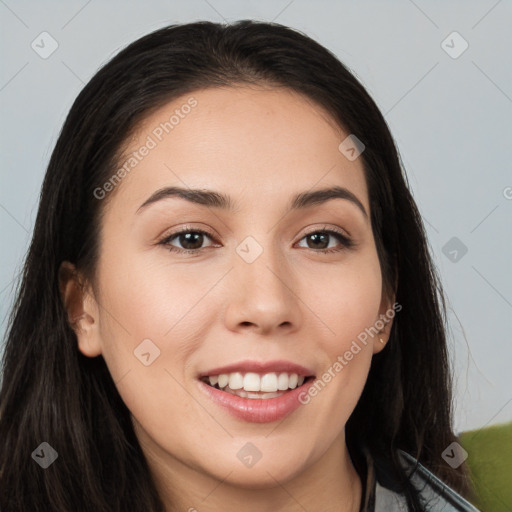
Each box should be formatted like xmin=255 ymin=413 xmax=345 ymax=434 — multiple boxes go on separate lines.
xmin=223 ymin=245 xmax=303 ymax=336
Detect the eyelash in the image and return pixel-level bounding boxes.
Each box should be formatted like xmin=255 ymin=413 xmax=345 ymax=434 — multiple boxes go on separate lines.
xmin=158 ymin=225 xmax=355 ymax=255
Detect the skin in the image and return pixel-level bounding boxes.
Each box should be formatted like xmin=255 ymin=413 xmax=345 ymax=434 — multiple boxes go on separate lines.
xmin=61 ymin=86 xmax=395 ymax=512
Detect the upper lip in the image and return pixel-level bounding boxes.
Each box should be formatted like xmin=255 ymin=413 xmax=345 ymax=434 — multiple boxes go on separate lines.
xmin=198 ymin=359 xmax=315 ymax=378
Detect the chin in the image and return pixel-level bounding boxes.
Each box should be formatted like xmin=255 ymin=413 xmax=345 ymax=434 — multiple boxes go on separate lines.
xmin=198 ymin=447 xmax=311 ymax=490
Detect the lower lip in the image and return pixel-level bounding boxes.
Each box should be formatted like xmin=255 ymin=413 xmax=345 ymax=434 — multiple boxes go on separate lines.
xmin=198 ymin=378 xmax=315 ymax=423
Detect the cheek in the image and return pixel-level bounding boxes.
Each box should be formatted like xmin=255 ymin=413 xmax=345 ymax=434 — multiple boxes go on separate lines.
xmin=306 ymin=253 xmax=383 ymax=352
xmin=92 ymin=256 xmax=208 ymax=456
xmin=92 ymin=245 xmax=223 ymax=406
xmin=96 ymin=248 xmax=205 ymax=343
xmin=296 ymin=252 xmax=382 ymax=424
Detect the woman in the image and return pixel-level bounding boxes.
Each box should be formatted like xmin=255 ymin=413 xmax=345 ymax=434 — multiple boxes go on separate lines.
xmin=0 ymin=20 xmax=479 ymax=511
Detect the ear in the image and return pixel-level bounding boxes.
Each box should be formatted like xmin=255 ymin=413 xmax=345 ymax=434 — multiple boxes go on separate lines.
xmin=58 ymin=261 xmax=102 ymax=357
xmin=372 ymin=287 xmax=398 ymax=355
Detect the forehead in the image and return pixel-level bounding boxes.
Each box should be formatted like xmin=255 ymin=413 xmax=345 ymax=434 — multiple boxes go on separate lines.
xmin=111 ymin=86 xmax=369 ymax=215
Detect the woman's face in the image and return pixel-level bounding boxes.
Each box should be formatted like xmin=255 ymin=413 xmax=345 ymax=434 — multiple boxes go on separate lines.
xmin=74 ymin=86 xmax=393 ymax=493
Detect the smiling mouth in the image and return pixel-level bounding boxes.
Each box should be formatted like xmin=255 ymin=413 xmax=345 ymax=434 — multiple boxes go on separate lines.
xmin=200 ymin=372 xmax=315 ymax=400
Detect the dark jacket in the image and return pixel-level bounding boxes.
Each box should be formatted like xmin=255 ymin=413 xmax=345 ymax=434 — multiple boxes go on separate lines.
xmin=372 ymin=450 xmax=480 ymax=511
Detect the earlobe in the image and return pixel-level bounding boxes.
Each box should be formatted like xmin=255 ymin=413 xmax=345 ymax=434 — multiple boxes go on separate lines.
xmin=372 ymin=292 xmax=397 ymax=355
xmin=58 ymin=261 xmax=102 ymax=357
xmin=373 ymin=334 xmax=388 ymax=354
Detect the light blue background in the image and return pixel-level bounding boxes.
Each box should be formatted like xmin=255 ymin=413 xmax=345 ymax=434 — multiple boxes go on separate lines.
xmin=1 ymin=0 xmax=511 ymax=433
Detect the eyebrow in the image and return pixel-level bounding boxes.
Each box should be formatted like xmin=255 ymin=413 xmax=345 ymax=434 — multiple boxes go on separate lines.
xmin=137 ymin=185 xmax=368 ymax=218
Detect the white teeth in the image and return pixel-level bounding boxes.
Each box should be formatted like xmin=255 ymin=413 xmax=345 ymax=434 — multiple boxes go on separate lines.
xmin=277 ymin=372 xmax=289 ymax=390
xmin=260 ymin=373 xmax=278 ymax=392
xmin=228 ymin=372 xmax=243 ymax=390
xmin=224 ymin=387 xmax=285 ymax=399
xmin=206 ymin=371 xmax=309 ymax=393
xmin=243 ymin=372 xmax=261 ymax=392
xmin=218 ymin=374 xmax=229 ymax=388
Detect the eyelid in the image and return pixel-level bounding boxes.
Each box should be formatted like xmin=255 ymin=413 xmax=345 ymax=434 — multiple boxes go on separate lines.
xmin=300 ymin=224 xmax=351 ymax=239
xmin=158 ymin=223 xmax=216 ymax=239
xmin=158 ymin=224 xmax=218 ymax=246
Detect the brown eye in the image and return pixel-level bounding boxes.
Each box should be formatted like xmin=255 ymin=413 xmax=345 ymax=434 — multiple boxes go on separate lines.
xmin=160 ymin=229 xmax=216 ymax=254
xmin=297 ymin=229 xmax=354 ymax=254
xmin=174 ymin=232 xmax=206 ymax=250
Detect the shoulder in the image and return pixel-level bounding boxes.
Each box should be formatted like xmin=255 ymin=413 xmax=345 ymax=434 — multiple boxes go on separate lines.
xmin=373 ymin=450 xmax=481 ymax=512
